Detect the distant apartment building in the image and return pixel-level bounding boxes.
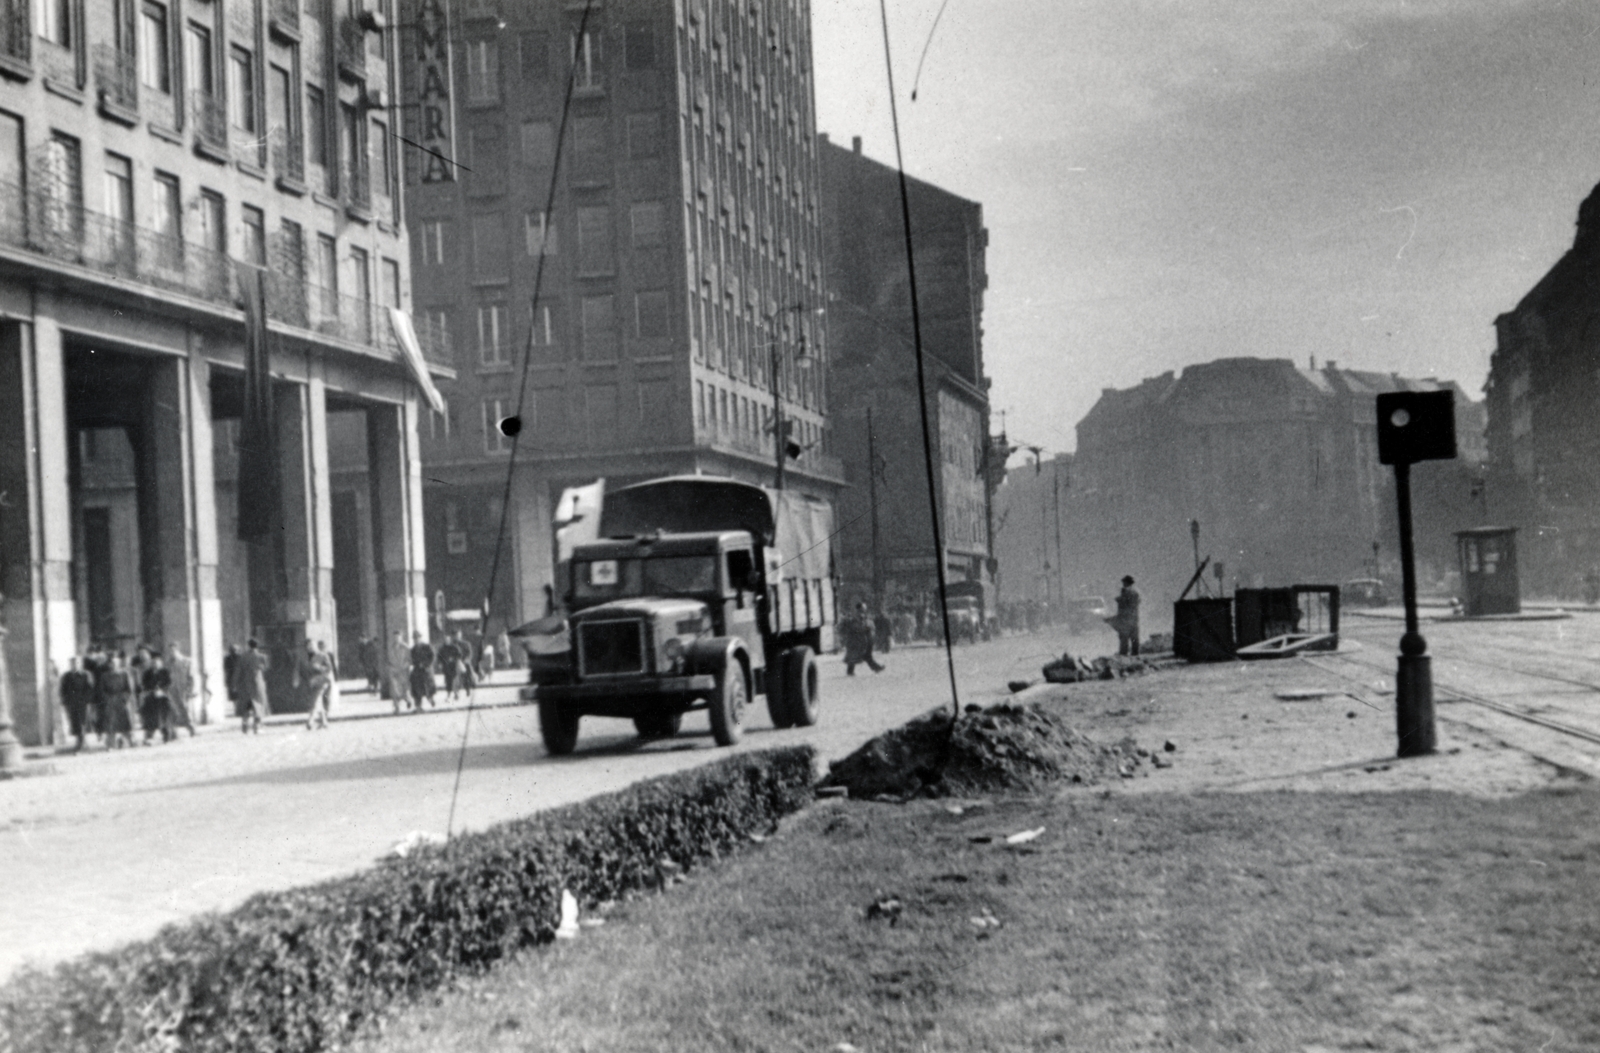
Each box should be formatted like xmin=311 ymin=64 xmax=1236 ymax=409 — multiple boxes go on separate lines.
xmin=818 ymin=134 xmax=994 ymax=611
xmin=992 ymin=453 xmax=1071 ymax=609
xmin=0 ymin=0 xmax=446 ymax=744
xmin=398 ymin=0 xmax=842 ymax=628
xmin=1064 ymin=358 xmax=1485 ymax=617
xmin=1485 ymin=181 xmax=1600 ymax=595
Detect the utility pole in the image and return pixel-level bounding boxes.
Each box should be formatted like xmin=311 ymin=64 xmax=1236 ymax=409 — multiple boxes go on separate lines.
xmin=868 ymin=405 xmax=884 ymax=608
xmin=1053 ymin=460 xmax=1064 ymax=608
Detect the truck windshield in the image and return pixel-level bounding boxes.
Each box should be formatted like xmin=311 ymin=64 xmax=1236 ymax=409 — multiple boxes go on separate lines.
xmin=575 ymin=556 xmax=720 ymax=599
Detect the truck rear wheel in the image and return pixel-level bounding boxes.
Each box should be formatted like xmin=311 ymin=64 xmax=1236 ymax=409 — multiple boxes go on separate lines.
xmin=539 ymin=702 xmax=580 ymax=755
xmin=781 ymin=646 xmax=820 ymax=726
xmin=708 ymin=665 xmax=747 ymax=746
xmin=633 ymin=712 xmax=683 ymax=739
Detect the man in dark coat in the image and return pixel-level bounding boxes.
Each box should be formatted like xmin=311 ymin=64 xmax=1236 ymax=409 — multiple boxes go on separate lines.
xmin=1110 ymin=575 xmax=1141 ymax=657
xmin=223 ymin=644 xmax=241 ymax=707
xmin=841 ymin=602 xmax=885 ymax=676
xmin=409 ymin=632 xmax=437 ymax=710
xmin=59 ymin=656 xmax=96 ymax=752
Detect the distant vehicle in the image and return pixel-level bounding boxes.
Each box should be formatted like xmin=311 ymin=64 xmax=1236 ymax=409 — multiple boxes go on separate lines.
xmin=1065 ymin=596 xmax=1110 ymax=634
xmin=946 ymin=595 xmax=985 ymax=643
xmin=521 ymin=476 xmax=837 ymax=755
xmin=1343 ymin=579 xmax=1388 ymax=607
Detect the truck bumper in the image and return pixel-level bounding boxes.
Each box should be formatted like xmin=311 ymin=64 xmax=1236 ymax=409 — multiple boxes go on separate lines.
xmin=520 ymin=674 xmax=717 ymax=709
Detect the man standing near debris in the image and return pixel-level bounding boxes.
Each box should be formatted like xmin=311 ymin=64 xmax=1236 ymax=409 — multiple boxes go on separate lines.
xmin=842 ymin=602 xmax=885 ymax=676
xmin=1111 ymin=575 xmax=1141 ymax=657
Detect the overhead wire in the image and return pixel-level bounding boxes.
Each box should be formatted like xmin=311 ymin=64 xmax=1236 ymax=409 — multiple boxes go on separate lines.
xmin=445 ymin=0 xmax=597 ymax=846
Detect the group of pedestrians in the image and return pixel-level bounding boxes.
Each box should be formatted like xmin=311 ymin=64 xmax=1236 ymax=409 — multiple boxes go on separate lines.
xmin=392 ymin=629 xmax=486 ymax=713
xmin=57 ymin=642 xmax=197 ymax=751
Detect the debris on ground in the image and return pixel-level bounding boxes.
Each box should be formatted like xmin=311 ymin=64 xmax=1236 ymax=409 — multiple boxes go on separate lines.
xmin=384 ymin=830 xmax=447 ymax=859
xmin=1042 ymin=652 xmax=1163 ymax=683
xmin=1275 ymin=688 xmax=1341 ymax=701
xmin=1004 ymin=827 xmax=1045 ymax=844
xmin=824 ymin=702 xmax=1152 ymax=798
xmin=555 ymin=889 xmax=580 ymax=940
xmin=1007 ymin=679 xmax=1034 ymax=693
xmin=865 ymin=895 xmax=904 ymax=925
xmin=968 ymin=910 xmax=1002 ymax=929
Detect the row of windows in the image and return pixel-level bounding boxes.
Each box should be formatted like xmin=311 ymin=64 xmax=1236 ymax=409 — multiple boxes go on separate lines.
xmin=695 ymin=378 xmax=826 ymax=455
xmin=454 ymin=112 xmax=663 ymax=197
xmin=455 ymin=24 xmax=657 ymax=106
xmin=416 ymin=202 xmax=666 ymax=279
xmin=427 ymin=380 xmax=675 ymax=455
xmin=421 ymin=290 xmax=672 ymax=368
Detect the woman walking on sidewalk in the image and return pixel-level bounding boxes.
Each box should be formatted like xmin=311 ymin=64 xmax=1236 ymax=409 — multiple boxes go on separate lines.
xmin=235 ymin=639 xmax=271 ymax=734
xmin=100 ymin=653 xmax=137 ymax=749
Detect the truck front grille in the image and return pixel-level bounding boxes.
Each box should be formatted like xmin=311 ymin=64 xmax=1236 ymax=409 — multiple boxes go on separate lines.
xmin=578 ymin=619 xmax=646 ymax=677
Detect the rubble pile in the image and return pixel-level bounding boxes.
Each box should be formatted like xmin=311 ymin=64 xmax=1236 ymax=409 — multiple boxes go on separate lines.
xmin=825 ymin=702 xmax=1146 ymax=799
xmin=1041 ymin=653 xmax=1159 ymax=683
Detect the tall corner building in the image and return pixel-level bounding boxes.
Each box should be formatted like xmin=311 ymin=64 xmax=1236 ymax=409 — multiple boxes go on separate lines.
xmin=399 ymin=0 xmax=842 ymax=628
xmin=0 ymin=0 xmax=448 ymax=745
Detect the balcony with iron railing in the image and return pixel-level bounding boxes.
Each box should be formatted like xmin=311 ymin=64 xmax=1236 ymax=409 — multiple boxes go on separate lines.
xmin=0 ymin=181 xmax=449 ymax=367
xmin=94 ymin=44 xmax=138 ymax=122
xmin=0 ymin=1 xmax=29 ymax=71
xmin=191 ymin=89 xmax=229 ymax=158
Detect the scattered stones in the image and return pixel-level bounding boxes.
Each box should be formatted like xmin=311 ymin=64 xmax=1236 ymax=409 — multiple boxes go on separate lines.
xmin=865 ymin=895 xmax=904 ymax=925
xmin=1347 ymin=711 xmax=1357 ymax=720
xmin=1163 ymin=740 xmax=1177 ymax=752
xmin=1007 ymin=679 xmax=1034 ymax=693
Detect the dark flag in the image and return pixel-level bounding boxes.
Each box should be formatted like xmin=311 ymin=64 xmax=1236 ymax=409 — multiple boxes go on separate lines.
xmin=236 ymin=263 xmax=278 ymax=540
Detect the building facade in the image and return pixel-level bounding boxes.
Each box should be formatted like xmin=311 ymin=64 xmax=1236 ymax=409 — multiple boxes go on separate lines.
xmin=1485 ymin=182 xmax=1600 ymax=596
xmin=991 ymin=452 xmax=1071 ymax=611
xmin=1064 ymin=358 xmax=1484 ymax=622
xmin=399 ymin=0 xmax=842 ymax=631
xmin=0 ymin=0 xmax=445 ymax=744
xmin=818 ymin=134 xmax=994 ymax=614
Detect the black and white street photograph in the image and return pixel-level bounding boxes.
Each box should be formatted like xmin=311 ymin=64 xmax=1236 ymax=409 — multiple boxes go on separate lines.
xmin=3 ymin=0 xmax=1600 ymax=1049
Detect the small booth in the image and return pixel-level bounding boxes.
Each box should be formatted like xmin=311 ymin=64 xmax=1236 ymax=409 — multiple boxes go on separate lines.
xmin=1234 ymin=585 xmax=1340 ymax=652
xmin=1455 ymin=526 xmax=1520 ymax=616
xmin=1173 ymin=598 xmax=1235 ymax=662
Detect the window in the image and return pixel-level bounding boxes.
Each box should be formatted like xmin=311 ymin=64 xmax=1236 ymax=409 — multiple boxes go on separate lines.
xmin=524 ymin=210 xmax=556 ymax=256
xmin=581 ymin=294 xmax=616 ymax=361
xmin=624 ymin=24 xmax=654 ymax=70
xmin=635 ymin=290 xmax=668 ymax=340
xmin=571 ymin=29 xmax=602 ymax=90
xmin=466 ymin=124 xmax=503 ymax=196
xmin=372 ymin=120 xmax=392 ymax=197
xmin=240 ymin=204 xmax=266 ymax=266
xmin=186 ymin=21 xmax=214 ymax=94
xmin=470 ymin=212 xmax=508 ymax=282
xmin=576 ymin=205 xmax=612 ymax=275
xmin=152 ymin=170 xmax=180 ymax=239
xmin=103 ymin=153 xmax=132 ymax=226
xmin=520 ymin=120 xmax=553 ymax=170
xmin=630 ymin=201 xmax=664 ymax=248
xmin=465 ymin=38 xmax=499 ymax=103
xmin=420 ymin=219 xmax=446 ymax=265
xmin=421 ymin=307 xmax=449 ymax=357
xmin=483 ymin=398 xmax=512 ymax=453
xmin=625 ymin=113 xmax=660 ymax=159
xmin=228 ymin=47 xmax=256 ymax=131
xmin=382 ymin=257 xmax=401 ymax=307
xmin=339 ymin=102 xmax=365 ymax=193
xmin=269 ymin=64 xmax=299 ymax=173
xmin=316 ymin=233 xmax=338 ymax=315
xmin=477 ymin=304 xmax=507 ymax=366
xmin=571 ymin=116 xmax=607 ymax=177
xmin=519 ymin=31 xmax=548 ymax=79
xmin=349 ymin=245 xmax=370 ymax=306
xmin=306 ymin=85 xmax=327 ymax=166
xmin=140 ymin=2 xmax=170 ymax=93
xmin=530 ymin=304 xmax=555 ymax=349
xmin=36 ymin=0 xmax=71 ymax=46
xmin=198 ymin=189 xmax=226 ymax=256
xmin=428 ymin=398 xmax=452 ymax=440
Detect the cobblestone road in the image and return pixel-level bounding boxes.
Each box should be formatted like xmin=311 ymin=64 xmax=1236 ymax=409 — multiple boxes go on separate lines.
xmin=0 ymin=632 xmax=1074 ymax=979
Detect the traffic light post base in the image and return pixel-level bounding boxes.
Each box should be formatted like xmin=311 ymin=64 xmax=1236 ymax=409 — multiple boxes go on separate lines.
xmin=1395 ymin=633 xmax=1436 ymax=758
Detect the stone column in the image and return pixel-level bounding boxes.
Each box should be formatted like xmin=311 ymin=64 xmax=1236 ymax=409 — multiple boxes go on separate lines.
xmin=138 ymin=355 xmax=196 ymax=651
xmin=368 ymin=397 xmax=428 ymax=666
xmin=514 ymin=474 xmax=554 ymax=624
xmin=0 ymin=309 xmax=77 ymax=746
xmin=185 ymin=348 xmax=224 ymax=723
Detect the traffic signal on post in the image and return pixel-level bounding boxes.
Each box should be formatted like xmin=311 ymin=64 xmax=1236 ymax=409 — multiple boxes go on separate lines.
xmin=1376 ymin=390 xmax=1457 ymax=466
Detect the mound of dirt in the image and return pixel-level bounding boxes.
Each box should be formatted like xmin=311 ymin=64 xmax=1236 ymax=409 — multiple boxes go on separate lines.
xmin=826 ymin=702 xmax=1145 ymax=799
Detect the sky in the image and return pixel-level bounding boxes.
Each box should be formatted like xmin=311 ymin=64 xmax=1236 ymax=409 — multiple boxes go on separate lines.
xmin=810 ymin=0 xmax=1600 ymax=458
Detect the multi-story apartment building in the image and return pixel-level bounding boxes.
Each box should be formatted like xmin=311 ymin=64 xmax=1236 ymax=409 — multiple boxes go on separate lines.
xmin=1485 ymin=182 xmax=1600 ymax=596
xmin=0 ymin=0 xmax=448 ymax=745
xmin=399 ymin=0 xmax=842 ymax=629
xmin=1064 ymin=358 xmax=1484 ymax=619
xmin=818 ymin=134 xmax=993 ymax=614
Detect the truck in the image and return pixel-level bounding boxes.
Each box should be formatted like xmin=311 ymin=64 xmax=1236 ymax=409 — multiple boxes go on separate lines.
xmin=520 ymin=475 xmax=837 ymax=755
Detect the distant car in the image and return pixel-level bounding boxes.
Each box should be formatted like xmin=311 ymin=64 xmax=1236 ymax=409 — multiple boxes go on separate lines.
xmin=1343 ymin=579 xmax=1388 ymax=607
xmin=1066 ymin=596 xmax=1110 ymax=634
xmin=947 ymin=596 xmax=985 ymax=643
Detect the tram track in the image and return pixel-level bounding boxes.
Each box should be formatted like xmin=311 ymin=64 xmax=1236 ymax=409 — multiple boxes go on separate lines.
xmin=1339 ymin=621 xmax=1600 ymax=695
xmin=1302 ymin=651 xmax=1600 ymax=751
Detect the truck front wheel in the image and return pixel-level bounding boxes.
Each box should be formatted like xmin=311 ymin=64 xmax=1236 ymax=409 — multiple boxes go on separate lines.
xmin=781 ymin=646 xmax=820 ymax=727
xmin=539 ymin=702 xmax=580 ymax=755
xmin=708 ymin=665 xmax=747 ymax=746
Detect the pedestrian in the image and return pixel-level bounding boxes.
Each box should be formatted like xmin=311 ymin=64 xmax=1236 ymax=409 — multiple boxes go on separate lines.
xmin=409 ymin=632 xmax=437 ymax=710
xmin=359 ymin=635 xmax=381 ymax=693
xmin=438 ymin=632 xmax=463 ymax=700
xmin=83 ymin=644 xmax=110 ymax=745
xmin=223 ymin=644 xmax=241 ymax=711
xmin=841 ymin=601 xmax=885 ymax=676
xmin=496 ymin=629 xmax=512 ymax=669
xmin=235 ymin=638 xmax=271 ymax=734
xmin=317 ymin=639 xmax=340 ymax=716
xmin=874 ymin=608 xmax=893 ymax=653
xmin=139 ymin=654 xmax=174 ymax=744
xmin=295 ymin=639 xmax=333 ymax=730
xmin=388 ymin=630 xmax=411 ymax=713
xmin=59 ymin=656 xmax=96 ymax=753
xmin=165 ymin=643 xmax=197 ymax=736
xmin=1109 ymin=575 xmax=1142 ymax=657
xmin=99 ymin=653 xmax=137 ymax=749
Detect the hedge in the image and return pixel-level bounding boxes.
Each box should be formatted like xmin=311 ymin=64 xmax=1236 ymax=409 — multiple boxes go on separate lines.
xmin=1 ymin=746 xmax=817 ymax=1053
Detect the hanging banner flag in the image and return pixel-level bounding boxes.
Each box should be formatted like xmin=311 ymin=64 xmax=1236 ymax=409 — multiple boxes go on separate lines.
xmin=236 ymin=263 xmax=279 ymax=541
xmin=388 ymin=307 xmax=446 ymax=415
xmin=412 ymin=0 xmax=458 ymax=183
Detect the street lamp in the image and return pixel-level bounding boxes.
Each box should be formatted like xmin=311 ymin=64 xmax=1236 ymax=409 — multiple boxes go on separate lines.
xmin=765 ymin=304 xmax=823 ymax=490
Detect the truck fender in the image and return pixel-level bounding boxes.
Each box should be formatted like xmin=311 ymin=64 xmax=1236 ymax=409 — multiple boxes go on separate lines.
xmin=685 ymin=637 xmax=749 ymax=694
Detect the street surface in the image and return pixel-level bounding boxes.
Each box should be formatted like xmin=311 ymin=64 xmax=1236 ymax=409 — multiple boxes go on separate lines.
xmin=0 ymin=630 xmax=1081 ymax=980
xmin=5 ymin=611 xmax=1598 ymax=981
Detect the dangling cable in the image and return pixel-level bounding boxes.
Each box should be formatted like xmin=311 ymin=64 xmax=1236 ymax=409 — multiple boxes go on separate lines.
xmin=446 ymin=0 xmax=596 ymax=846
xmin=879 ymin=0 xmax=962 ymax=719
xmin=910 ymin=0 xmax=956 ymax=101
